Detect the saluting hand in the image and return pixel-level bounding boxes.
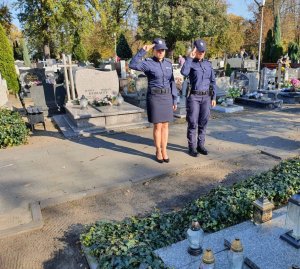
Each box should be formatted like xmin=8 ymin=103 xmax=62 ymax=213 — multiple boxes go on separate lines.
xmin=189 ymin=47 xmax=196 ymax=59
xmin=143 ymin=44 xmax=155 ymax=52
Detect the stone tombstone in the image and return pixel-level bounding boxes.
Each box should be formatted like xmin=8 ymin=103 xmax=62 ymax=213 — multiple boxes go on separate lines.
xmin=243 ymin=59 xmax=256 ymax=70
xmin=261 ymin=67 xmax=276 ymax=89
xmin=233 ymin=72 xmax=249 ymax=88
xmin=120 ymin=60 xmax=126 ymax=78
xmin=245 ymin=72 xmax=259 ymax=92
xmin=286 ymin=68 xmax=299 ymax=80
xmin=215 ymin=77 xmax=230 ymax=97
xmin=75 ymin=69 xmax=119 ymax=101
xmin=135 ymin=77 xmax=148 ymax=92
xmin=19 ymin=68 xmax=66 ymax=115
xmin=0 ymin=73 xmax=8 ymax=107
xmin=211 ymin=59 xmax=218 ymax=70
xmin=219 ymin=60 xmax=225 ymax=69
xmin=212 ymin=59 xmax=225 ymax=70
xmin=227 ymin=58 xmax=243 ymax=68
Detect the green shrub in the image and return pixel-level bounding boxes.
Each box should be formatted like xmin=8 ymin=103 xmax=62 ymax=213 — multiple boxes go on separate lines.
xmin=81 ymin=157 xmax=300 ymax=268
xmin=0 ymin=24 xmax=19 ymax=93
xmin=116 ymin=33 xmax=132 ymax=60
xmin=0 ymin=109 xmax=29 ymax=148
xmin=226 ymin=87 xmax=241 ymax=99
xmin=225 ymin=63 xmax=232 ymax=77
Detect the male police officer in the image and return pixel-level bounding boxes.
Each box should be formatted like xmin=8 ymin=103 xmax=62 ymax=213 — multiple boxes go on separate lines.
xmin=181 ymin=39 xmax=216 ymax=157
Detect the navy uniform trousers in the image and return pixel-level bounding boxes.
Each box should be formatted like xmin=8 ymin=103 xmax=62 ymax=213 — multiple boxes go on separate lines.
xmin=186 ymin=94 xmax=211 ymax=149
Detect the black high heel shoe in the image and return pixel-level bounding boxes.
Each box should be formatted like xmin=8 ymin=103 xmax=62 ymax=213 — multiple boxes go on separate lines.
xmin=156 ymin=151 xmax=164 ymax=163
xmin=163 ymin=158 xmax=170 ymax=163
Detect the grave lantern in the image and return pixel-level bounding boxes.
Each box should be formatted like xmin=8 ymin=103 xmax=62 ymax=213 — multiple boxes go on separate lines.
xmin=80 ymin=95 xmax=88 ymax=109
xmin=187 ymin=219 xmax=204 ymax=256
xmin=253 ymin=197 xmax=274 ymax=224
xmin=199 ymin=248 xmax=215 ymax=269
xmin=280 ymin=191 xmax=300 ymax=248
xmin=228 ymin=238 xmax=244 ymax=269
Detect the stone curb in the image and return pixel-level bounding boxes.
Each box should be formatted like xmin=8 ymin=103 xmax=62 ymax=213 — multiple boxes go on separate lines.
xmin=0 ymin=202 xmax=43 ymax=239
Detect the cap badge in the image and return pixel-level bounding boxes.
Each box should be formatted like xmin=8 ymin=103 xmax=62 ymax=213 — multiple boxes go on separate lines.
xmin=158 ymin=40 xmax=162 ymax=44
xmin=200 ymin=42 xmax=203 ymax=46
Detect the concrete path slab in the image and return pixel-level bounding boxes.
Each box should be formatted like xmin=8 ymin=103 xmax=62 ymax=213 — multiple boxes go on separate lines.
xmin=0 ymin=107 xmax=299 ymax=235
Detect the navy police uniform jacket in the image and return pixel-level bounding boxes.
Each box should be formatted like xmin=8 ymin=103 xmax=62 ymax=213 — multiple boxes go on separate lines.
xmin=129 ymin=48 xmax=177 ymax=105
xmin=180 ymin=57 xmax=216 ymax=100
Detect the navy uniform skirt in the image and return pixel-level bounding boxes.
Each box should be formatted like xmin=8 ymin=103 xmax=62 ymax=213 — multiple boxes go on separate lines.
xmin=146 ymin=91 xmax=173 ymax=123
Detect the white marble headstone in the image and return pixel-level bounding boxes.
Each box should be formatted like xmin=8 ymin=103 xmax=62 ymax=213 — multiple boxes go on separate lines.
xmin=0 ymin=74 xmax=9 ymax=107
xmin=120 ymin=60 xmax=126 ymax=78
xmin=75 ymin=69 xmax=119 ymax=101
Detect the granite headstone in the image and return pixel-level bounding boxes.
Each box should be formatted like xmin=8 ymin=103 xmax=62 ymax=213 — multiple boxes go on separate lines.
xmin=227 ymin=58 xmax=243 ymax=68
xmin=215 ymin=77 xmax=230 ymax=97
xmin=75 ymin=69 xmax=119 ymax=101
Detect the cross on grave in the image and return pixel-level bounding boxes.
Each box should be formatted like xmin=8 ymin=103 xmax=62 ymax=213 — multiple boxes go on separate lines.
xmin=276 ymin=63 xmax=282 ymax=89
xmin=40 ymin=58 xmax=47 ymax=68
xmin=58 ymin=54 xmax=78 ymax=103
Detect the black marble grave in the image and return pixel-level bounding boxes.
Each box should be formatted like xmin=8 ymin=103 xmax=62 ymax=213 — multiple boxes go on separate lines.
xmin=235 ymin=97 xmax=283 ymax=109
xmin=277 ymin=91 xmax=300 ymax=104
xmin=19 ymin=69 xmax=66 ymax=116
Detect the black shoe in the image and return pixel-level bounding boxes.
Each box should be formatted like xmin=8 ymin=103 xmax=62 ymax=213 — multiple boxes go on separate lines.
xmin=197 ymin=146 xmax=208 ymax=155
xmin=188 ymin=148 xmax=199 ymax=157
xmin=156 ymin=156 xmax=164 ymax=163
xmin=156 ymin=151 xmax=164 ymax=163
xmin=163 ymin=158 xmax=170 ymax=163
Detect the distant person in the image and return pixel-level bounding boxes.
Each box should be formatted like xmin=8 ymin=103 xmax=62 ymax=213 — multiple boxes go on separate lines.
xmin=239 ymin=48 xmax=248 ymax=59
xmin=129 ymin=38 xmax=177 ymax=163
xmin=178 ymin=55 xmax=185 ymax=67
xmin=250 ymin=51 xmax=256 ymax=60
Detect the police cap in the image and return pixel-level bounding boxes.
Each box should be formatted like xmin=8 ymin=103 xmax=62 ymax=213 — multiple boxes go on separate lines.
xmin=194 ymin=39 xmax=207 ymax=52
xmin=153 ymin=38 xmax=168 ymax=50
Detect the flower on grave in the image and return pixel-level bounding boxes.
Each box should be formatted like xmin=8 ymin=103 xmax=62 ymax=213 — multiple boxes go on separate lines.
xmin=291 ymin=78 xmax=300 ymax=89
xmin=92 ymin=95 xmax=117 ymax=106
xmin=226 ymin=87 xmax=241 ymax=99
xmin=282 ymin=81 xmax=292 ymax=88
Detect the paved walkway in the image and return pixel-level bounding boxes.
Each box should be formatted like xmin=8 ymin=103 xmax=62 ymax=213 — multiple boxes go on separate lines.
xmin=0 ymin=106 xmax=299 ymax=232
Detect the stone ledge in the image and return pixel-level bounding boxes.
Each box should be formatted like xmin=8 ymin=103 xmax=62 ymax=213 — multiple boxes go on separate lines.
xmin=212 ymin=104 xmax=244 ymax=113
xmin=155 ymin=207 xmax=297 ymax=269
xmin=0 ymin=202 xmax=43 ymax=239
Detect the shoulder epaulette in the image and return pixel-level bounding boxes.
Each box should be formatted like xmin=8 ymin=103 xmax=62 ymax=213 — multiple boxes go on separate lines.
xmin=164 ymin=58 xmax=172 ymax=63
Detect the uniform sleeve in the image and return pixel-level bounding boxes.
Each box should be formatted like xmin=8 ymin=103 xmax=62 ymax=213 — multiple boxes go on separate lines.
xmin=180 ymin=57 xmax=193 ymax=77
xmin=210 ymin=64 xmax=217 ymax=100
xmin=129 ymin=48 xmax=149 ymax=72
xmin=170 ymin=69 xmax=178 ymax=105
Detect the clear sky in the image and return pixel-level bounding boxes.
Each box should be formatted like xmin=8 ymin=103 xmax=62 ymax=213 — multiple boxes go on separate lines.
xmin=8 ymin=0 xmax=254 ymax=30
xmin=227 ymin=0 xmax=254 ymax=19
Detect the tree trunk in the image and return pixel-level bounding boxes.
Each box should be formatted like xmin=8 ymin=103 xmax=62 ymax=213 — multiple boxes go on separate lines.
xmin=166 ymin=40 xmax=176 ymax=62
xmin=44 ymin=43 xmax=50 ymax=59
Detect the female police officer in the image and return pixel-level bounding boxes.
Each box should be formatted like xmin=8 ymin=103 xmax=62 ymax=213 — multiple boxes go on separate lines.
xmin=181 ymin=39 xmax=216 ymax=157
xmin=129 ymin=38 xmax=177 ymax=163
